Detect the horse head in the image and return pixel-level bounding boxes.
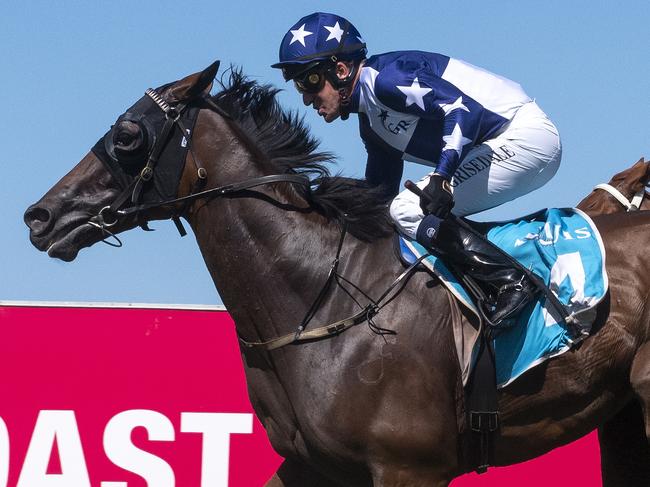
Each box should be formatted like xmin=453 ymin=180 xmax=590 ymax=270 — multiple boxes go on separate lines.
xmin=577 ymin=157 xmax=650 ymax=215
xmin=25 ymin=58 xmax=390 ymax=267
xmin=24 ymin=61 xmax=221 ymax=261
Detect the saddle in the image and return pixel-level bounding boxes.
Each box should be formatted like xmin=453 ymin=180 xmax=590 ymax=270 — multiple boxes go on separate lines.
xmin=396 ymin=207 xmax=607 ymax=387
xmin=395 ymin=207 xmax=608 ymax=472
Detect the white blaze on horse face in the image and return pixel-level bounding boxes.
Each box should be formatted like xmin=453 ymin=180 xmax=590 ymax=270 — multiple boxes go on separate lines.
xmin=16 ymin=410 xmax=90 ymax=487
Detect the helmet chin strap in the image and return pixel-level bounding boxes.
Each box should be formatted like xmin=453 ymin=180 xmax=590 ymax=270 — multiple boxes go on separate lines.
xmin=338 ymin=87 xmax=352 ymax=121
xmin=325 ymin=59 xmax=360 ymax=121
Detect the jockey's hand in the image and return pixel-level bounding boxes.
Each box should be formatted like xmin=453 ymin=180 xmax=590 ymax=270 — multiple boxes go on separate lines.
xmin=420 ymin=174 xmax=454 ymax=218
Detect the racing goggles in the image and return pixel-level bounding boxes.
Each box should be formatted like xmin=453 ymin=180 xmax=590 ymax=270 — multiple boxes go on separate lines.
xmin=292 ymin=67 xmax=328 ymax=94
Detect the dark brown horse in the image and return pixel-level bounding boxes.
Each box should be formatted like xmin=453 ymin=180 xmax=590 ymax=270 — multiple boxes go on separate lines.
xmin=24 ymin=62 xmax=650 ymax=486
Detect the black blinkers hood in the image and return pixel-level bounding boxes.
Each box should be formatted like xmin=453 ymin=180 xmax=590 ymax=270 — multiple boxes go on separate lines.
xmin=91 ymin=83 xmax=201 ymax=204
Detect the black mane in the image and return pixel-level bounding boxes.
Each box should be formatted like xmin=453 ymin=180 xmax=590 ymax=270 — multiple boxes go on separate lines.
xmin=210 ymin=69 xmax=393 ymax=241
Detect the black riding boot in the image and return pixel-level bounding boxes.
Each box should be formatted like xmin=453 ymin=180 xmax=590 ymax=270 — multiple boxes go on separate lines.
xmin=416 ymin=215 xmax=538 ymax=325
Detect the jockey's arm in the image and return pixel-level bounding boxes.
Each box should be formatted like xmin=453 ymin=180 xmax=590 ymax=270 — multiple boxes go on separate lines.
xmin=365 ymin=148 xmax=404 ymax=198
xmin=359 ymin=113 xmax=404 ymax=198
xmin=360 ymin=123 xmax=404 ymax=198
xmin=432 ymin=107 xmax=479 ymax=181
xmin=372 ymin=68 xmax=482 ymax=183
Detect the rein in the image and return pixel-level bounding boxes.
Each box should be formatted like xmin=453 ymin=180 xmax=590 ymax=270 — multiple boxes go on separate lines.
xmin=88 ymin=88 xmax=195 ymax=242
xmin=88 ymin=88 xmax=310 ymax=239
xmin=89 ymin=83 xmax=424 ymax=351
xmin=238 ymin=224 xmax=429 ymax=351
xmin=593 ymin=183 xmax=646 ymax=211
xmin=115 ymin=173 xmax=311 ymax=218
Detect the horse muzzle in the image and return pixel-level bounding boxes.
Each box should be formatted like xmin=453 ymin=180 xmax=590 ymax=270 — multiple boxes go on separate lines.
xmin=24 ymin=203 xmax=101 ymax=261
xmin=24 ymin=204 xmax=55 ymax=240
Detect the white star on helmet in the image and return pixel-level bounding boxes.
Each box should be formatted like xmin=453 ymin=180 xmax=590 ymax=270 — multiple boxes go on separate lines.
xmin=324 ymin=21 xmax=345 ymax=43
xmin=289 ymin=24 xmax=313 ymax=47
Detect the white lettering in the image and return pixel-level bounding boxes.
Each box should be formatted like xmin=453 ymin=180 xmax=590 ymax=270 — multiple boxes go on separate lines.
xmin=102 ymin=410 xmax=175 ymax=487
xmin=3 ymin=409 xmax=252 ymax=486
xmin=540 ymin=223 xmax=560 ymax=246
xmin=0 ymin=417 xmax=8 ymax=487
xmin=17 ymin=410 xmax=90 ymax=487
xmin=180 ymin=412 xmax=253 ymax=487
xmin=514 ymin=227 xmax=593 ymax=246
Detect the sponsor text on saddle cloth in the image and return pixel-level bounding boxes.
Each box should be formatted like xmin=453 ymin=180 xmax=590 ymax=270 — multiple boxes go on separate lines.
xmin=401 ymin=208 xmax=607 ymax=387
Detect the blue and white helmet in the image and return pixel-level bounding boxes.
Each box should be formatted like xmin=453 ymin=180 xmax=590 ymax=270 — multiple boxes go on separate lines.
xmin=271 ymin=12 xmax=366 ymax=78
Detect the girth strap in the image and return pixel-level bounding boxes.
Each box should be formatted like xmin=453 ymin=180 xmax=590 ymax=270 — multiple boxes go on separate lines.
xmin=465 ymin=333 xmax=499 ymax=474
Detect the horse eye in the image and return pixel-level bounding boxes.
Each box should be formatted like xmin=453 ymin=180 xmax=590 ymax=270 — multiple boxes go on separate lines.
xmin=115 ymin=130 xmax=136 ymax=146
xmin=113 ymin=121 xmax=144 ymax=150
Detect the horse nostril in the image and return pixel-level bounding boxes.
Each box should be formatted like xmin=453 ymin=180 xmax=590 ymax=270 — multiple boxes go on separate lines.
xmin=24 ymin=206 xmax=54 ymax=235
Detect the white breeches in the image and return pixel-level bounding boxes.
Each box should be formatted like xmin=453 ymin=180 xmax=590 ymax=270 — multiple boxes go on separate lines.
xmin=390 ymin=101 xmax=562 ymax=238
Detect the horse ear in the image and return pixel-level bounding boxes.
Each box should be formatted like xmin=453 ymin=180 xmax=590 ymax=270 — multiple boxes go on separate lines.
xmin=640 ymin=157 xmax=650 ymax=185
xmin=166 ymin=60 xmax=221 ymax=103
xmin=617 ymin=157 xmax=650 ymax=191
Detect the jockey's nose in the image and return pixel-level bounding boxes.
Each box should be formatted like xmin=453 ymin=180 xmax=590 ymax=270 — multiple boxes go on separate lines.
xmin=302 ymin=92 xmax=315 ymax=106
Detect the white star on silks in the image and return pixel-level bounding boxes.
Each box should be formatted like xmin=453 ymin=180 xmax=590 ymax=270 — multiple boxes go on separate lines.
xmin=289 ymin=24 xmax=313 ymax=46
xmin=396 ymin=77 xmax=432 ymax=111
xmin=439 ymin=96 xmax=470 ymax=116
xmin=442 ymin=124 xmax=472 ymax=156
xmin=324 ymin=21 xmax=345 ymax=43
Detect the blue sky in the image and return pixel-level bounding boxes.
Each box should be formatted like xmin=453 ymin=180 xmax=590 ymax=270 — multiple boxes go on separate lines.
xmin=2 ymin=1 xmax=649 ymax=305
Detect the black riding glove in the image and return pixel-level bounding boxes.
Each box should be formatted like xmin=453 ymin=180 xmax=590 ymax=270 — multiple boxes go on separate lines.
xmin=420 ymin=174 xmax=454 ymax=218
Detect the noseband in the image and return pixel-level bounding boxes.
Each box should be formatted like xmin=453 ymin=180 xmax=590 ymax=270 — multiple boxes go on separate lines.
xmin=89 ymin=87 xmax=310 ymax=245
xmin=593 ymin=183 xmax=647 ymax=211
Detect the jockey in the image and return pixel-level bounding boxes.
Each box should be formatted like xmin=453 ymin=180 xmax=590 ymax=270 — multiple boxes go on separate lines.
xmin=271 ymin=12 xmax=562 ymax=325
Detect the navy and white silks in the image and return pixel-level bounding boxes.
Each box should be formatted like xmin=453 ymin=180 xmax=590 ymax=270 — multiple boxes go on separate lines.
xmin=347 ymin=51 xmax=561 ymax=238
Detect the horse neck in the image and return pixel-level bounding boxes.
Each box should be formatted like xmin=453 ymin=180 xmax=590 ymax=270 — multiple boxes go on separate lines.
xmin=185 ymin=110 xmax=367 ymax=343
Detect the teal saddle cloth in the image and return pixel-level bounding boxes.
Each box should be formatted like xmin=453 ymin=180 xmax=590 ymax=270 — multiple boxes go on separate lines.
xmin=399 ymin=208 xmax=607 ymax=388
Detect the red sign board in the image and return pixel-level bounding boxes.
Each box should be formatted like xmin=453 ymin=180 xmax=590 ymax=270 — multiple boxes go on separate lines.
xmin=0 ymin=303 xmax=601 ymax=486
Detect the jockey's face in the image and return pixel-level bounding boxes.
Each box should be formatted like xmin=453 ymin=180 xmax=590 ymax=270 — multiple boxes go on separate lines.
xmin=302 ymin=80 xmax=340 ymax=123
xmin=299 ymin=62 xmax=351 ymax=123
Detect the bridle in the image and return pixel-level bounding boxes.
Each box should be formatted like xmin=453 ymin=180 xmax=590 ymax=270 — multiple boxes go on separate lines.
xmin=88 ymin=86 xmax=310 ymax=245
xmin=593 ymin=183 xmax=647 ymax=211
xmin=86 ymin=79 xmax=426 ymax=348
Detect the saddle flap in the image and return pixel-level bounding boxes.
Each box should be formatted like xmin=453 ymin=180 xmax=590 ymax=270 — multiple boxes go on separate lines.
xmin=396 ymin=208 xmax=607 ymax=388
